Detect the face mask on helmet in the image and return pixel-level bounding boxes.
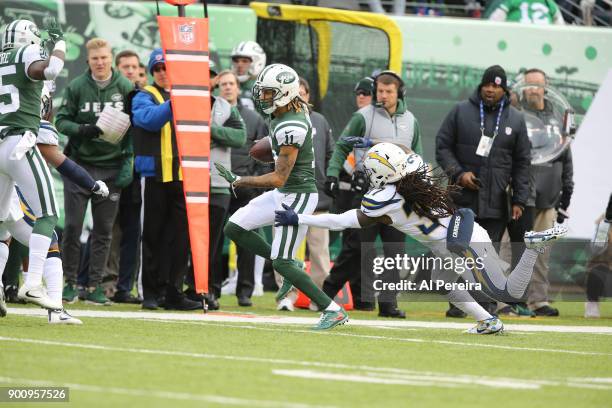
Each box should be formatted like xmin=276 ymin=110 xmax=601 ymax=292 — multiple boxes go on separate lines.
xmin=2 ymin=19 xmax=41 ymax=51
xmin=40 ymin=80 xmax=55 ymax=120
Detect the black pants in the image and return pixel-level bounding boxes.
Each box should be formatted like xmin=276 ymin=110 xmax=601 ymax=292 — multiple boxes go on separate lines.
xmin=116 ymin=179 xmax=142 ymax=293
xmin=360 ymin=223 xmax=405 ymax=308
xmin=209 ymin=193 xmax=231 ymax=298
xmin=227 ymin=188 xmax=258 ymax=299
xmin=506 ymin=207 xmax=535 ymax=270
xmin=62 ymin=164 xmax=121 ymax=287
xmin=141 ymin=178 xmax=189 ymax=302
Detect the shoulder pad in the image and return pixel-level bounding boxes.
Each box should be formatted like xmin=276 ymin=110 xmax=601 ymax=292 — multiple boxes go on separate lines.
xmin=361 ymin=184 xmax=402 ymax=216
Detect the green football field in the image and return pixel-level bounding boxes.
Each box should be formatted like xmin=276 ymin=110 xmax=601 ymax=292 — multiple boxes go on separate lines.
xmin=1 ymin=296 xmax=611 ymax=408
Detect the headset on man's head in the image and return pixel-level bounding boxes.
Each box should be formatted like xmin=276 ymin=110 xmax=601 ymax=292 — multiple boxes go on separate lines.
xmin=373 ymin=70 xmax=405 ymax=102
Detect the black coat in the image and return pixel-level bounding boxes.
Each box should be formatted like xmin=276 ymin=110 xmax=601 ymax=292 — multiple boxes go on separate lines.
xmin=435 ymin=91 xmax=531 ymax=219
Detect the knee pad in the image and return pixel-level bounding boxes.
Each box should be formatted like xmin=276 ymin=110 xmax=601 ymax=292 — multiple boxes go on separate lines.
xmin=447 ymin=208 xmax=475 ymax=255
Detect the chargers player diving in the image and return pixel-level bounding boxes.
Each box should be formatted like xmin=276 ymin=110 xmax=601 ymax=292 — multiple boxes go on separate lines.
xmin=214 ymin=63 xmax=348 ymax=330
xmin=0 ymin=17 xmax=70 ymax=310
xmin=275 ymin=143 xmax=566 ymax=334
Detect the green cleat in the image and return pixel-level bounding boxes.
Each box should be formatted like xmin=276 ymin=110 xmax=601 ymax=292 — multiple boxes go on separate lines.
xmin=312 ymin=308 xmax=348 ymax=331
xmin=85 ymin=285 xmax=112 ymax=306
xmin=62 ymin=283 xmax=78 ymax=303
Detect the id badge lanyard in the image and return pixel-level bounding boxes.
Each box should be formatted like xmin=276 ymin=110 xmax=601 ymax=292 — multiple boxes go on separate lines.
xmin=477 ymin=99 xmax=504 ymax=158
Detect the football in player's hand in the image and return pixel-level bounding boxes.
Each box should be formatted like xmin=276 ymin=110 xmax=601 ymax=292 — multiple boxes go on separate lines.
xmin=249 ymin=137 xmax=274 ymax=163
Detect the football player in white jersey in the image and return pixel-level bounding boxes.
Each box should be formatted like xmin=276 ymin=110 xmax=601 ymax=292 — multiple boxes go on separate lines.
xmin=275 ymin=143 xmax=567 ymax=334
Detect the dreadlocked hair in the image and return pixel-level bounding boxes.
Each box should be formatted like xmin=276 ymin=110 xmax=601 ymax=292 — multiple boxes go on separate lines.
xmin=396 ymin=164 xmax=459 ymax=219
xmin=287 ymin=96 xmax=311 ymax=113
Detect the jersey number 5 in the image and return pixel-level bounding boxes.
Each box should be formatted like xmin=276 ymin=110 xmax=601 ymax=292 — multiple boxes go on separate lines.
xmin=0 ymin=65 xmax=20 ymax=114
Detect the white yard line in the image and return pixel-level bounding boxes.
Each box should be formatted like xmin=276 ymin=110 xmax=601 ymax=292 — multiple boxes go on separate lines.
xmin=0 ymin=376 xmax=334 ymax=408
xmin=7 ymin=307 xmax=612 ymax=334
xmin=145 ymin=319 xmax=612 ymax=356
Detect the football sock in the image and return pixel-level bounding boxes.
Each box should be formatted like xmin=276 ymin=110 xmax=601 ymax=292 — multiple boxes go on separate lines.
xmin=448 ymin=290 xmax=492 ymax=321
xmin=325 ymin=301 xmax=341 ymax=312
xmin=224 ymin=222 xmax=271 ymax=259
xmin=0 ymin=241 xmax=9 ymax=283
xmin=43 ymin=257 xmax=63 ymax=305
xmin=506 ymin=249 xmax=539 ymax=299
xmin=272 ymin=258 xmax=332 ymax=310
xmin=25 ymin=233 xmax=52 ymax=287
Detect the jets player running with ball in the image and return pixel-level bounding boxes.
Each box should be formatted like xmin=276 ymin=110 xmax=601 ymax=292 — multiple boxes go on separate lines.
xmin=0 ymin=18 xmax=69 ymax=310
xmin=275 ymin=143 xmax=567 ymax=334
xmin=215 ymin=64 xmax=348 ymax=330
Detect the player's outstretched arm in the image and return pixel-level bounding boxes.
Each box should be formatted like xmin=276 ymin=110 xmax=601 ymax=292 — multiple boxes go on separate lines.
xmin=275 ymin=205 xmax=389 ymax=231
xmin=37 ymin=145 xmax=109 ymax=198
xmin=236 ymin=145 xmax=298 ymax=189
xmin=27 ymin=17 xmax=66 ymax=81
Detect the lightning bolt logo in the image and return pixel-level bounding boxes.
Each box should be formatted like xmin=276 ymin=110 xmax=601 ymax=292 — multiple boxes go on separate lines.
xmin=367 ymin=152 xmax=395 ymax=172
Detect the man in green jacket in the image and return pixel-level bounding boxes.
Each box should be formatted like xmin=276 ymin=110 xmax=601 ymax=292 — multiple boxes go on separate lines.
xmin=323 ymin=71 xmax=423 ymax=319
xmin=56 ymin=38 xmax=134 ymax=305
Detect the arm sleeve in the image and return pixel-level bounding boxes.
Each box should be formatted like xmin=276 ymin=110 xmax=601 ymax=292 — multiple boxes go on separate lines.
xmin=326 ymin=113 xmax=366 ymax=178
xmin=411 ymin=118 xmax=423 ymax=156
xmin=558 ymin=148 xmax=574 ymax=210
xmin=511 ymin=116 xmax=531 ymax=206
xmin=435 ymin=105 xmax=464 ymax=181
xmin=299 ymin=209 xmax=361 ymax=231
xmin=211 ymin=106 xmax=247 ymax=148
xmin=131 ymin=91 xmax=173 ymax=132
xmin=325 ymin=120 xmax=334 ymax=172
xmin=55 ymin=85 xmax=81 ymax=137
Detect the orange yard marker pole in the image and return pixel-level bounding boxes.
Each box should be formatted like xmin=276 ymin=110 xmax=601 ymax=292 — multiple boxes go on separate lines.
xmin=158 ymin=0 xmax=210 ymax=301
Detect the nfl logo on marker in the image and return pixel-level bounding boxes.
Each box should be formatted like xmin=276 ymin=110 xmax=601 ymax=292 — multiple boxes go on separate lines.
xmin=178 ymin=24 xmax=194 ymax=44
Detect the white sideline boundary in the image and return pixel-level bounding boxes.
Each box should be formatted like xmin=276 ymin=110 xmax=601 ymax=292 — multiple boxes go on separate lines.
xmin=7 ymin=307 xmax=612 ymax=334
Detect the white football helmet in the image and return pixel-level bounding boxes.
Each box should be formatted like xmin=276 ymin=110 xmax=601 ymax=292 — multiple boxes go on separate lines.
xmin=231 ymin=40 xmax=266 ymax=82
xmin=2 ymin=19 xmax=41 ymax=51
xmin=363 ymin=143 xmax=424 ymax=188
xmin=252 ymin=63 xmax=300 ymax=115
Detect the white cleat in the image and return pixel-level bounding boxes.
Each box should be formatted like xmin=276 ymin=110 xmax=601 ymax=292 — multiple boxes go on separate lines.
xmin=17 ymin=284 xmax=62 ymax=310
xmin=277 ymin=297 xmax=295 ymax=312
xmin=584 ymin=301 xmax=600 ymax=319
xmin=48 ymin=308 xmax=83 ymax=325
xmin=524 ymin=225 xmax=568 ymax=252
xmin=466 ymin=317 xmax=504 ymax=335
xmin=0 ymin=286 xmax=7 ymax=317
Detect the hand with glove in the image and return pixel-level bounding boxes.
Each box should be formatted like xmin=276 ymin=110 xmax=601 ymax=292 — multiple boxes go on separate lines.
xmin=556 ymin=207 xmax=569 ymax=224
xmin=78 ymin=124 xmax=103 ymax=139
xmin=275 ymin=203 xmax=299 ymax=227
xmin=214 ymin=162 xmax=241 ymax=196
xmin=324 ymin=176 xmax=339 ymax=199
xmin=43 ymin=16 xmax=64 ymax=44
xmin=340 ymin=135 xmax=373 ymax=149
xmin=92 ymin=180 xmax=109 ymax=198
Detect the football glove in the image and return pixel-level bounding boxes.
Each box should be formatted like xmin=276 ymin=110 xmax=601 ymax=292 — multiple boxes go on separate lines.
xmin=214 ymin=162 xmax=241 ymax=196
xmin=340 ymin=135 xmax=373 ymax=148
xmin=43 ymin=16 xmax=64 ymax=44
xmin=275 ymin=203 xmax=299 ymax=227
xmin=92 ymin=180 xmax=109 ymax=198
xmin=556 ymin=208 xmax=569 ymax=224
xmin=324 ymin=176 xmax=339 ymax=199
xmin=78 ymin=124 xmax=103 ymax=139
